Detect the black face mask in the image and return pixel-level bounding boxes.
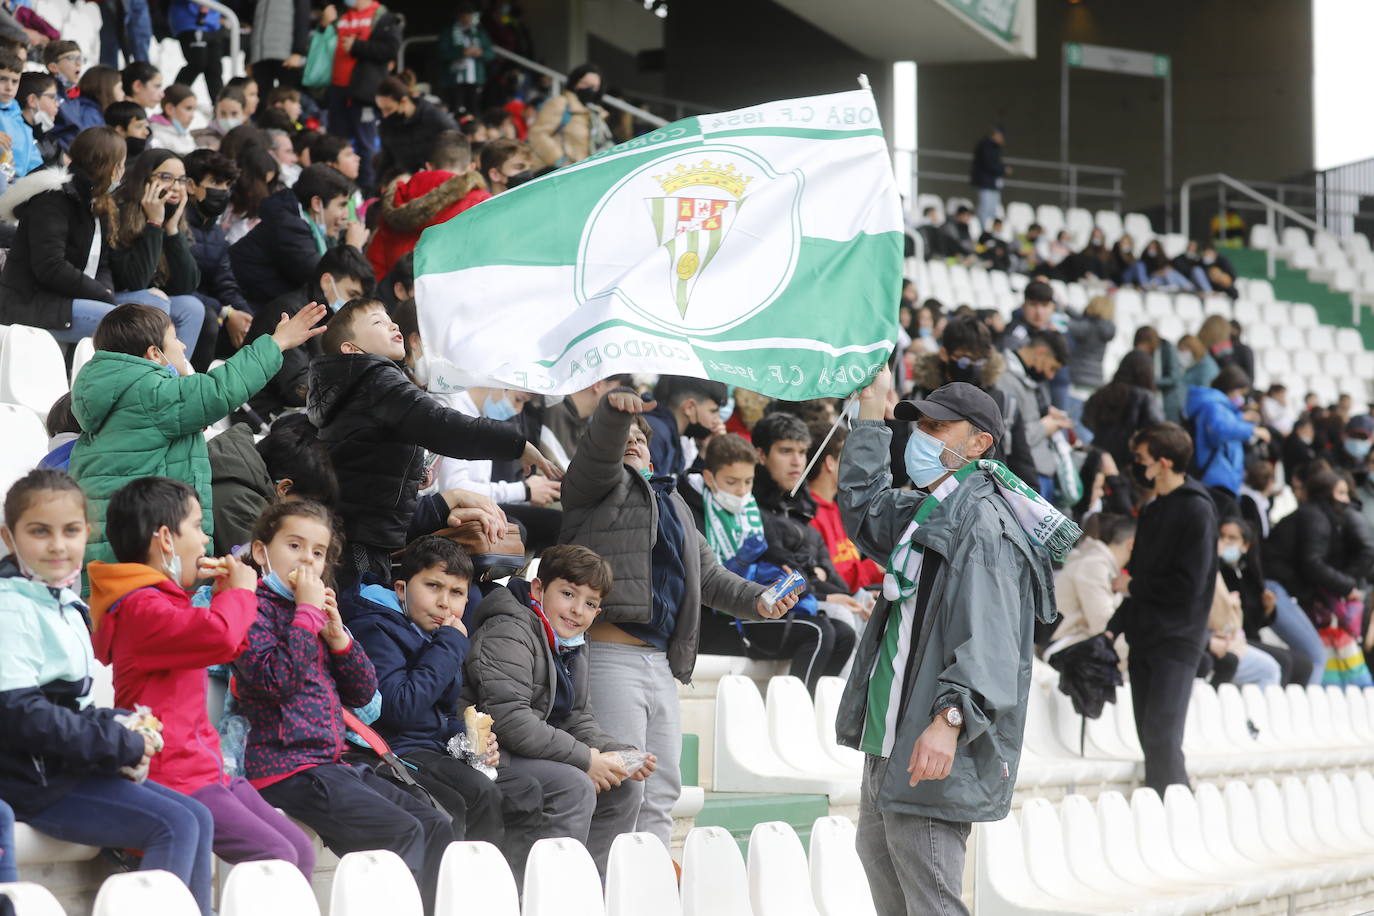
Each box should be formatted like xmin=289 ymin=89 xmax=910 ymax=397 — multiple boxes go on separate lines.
xmin=1132 ymin=462 xmax=1154 ymax=489
xmin=575 ymin=86 xmax=602 ymax=106
xmin=199 ymin=187 xmax=231 ymax=220
xmin=163 ymin=198 xmax=180 ymax=221
xmin=1024 ymin=365 xmax=1048 ymax=383
xmin=125 ymin=136 xmax=147 ymax=160
xmin=505 ymin=169 xmax=534 ymax=189
xmin=946 ymin=363 xmax=982 ymax=386
xmin=683 ymin=404 xmax=713 ymax=440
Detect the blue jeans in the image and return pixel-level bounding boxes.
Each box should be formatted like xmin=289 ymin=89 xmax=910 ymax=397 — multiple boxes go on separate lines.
xmin=48 ymin=298 xmax=118 ymax=343
xmin=0 ymin=798 xmax=16 ymax=883
xmin=1266 ymin=579 xmax=1326 ymax=686
xmin=24 ymin=777 xmax=213 ymax=915
xmin=98 ymin=0 xmax=152 ymax=66
xmin=114 ymin=290 xmax=206 ymax=352
xmin=975 ymin=188 xmax=1000 ymax=227
xmin=1234 ymin=646 xmax=1282 ymax=687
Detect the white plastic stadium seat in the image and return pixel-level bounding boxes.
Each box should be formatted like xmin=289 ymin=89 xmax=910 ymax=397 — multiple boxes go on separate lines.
xmin=1280 ymin=226 xmax=1311 ymax=257
xmin=1066 ymin=207 xmax=1094 ymax=246
xmin=748 ymin=821 xmax=821 ymax=916
xmin=0 ymin=402 xmax=49 ymax=503
xmin=1173 ymin=293 xmax=1203 ymax=324
xmin=714 ymin=675 xmax=857 ymax=802
xmin=220 ymin=860 xmax=321 ymax=916
xmin=1123 ymin=212 xmax=1153 ymax=243
xmin=1249 ymin=224 xmax=1276 ymax=250
xmin=1248 ymin=279 xmax=1276 ymax=303
xmin=766 ymin=676 xmax=858 ymax=778
xmin=915 ymin=193 xmax=944 ymax=223
xmin=93 ymin=871 xmax=199 ymax=916
xmin=682 ymin=826 xmax=752 ymax=916
xmin=0 ymin=325 xmax=67 ymax=419
xmin=1006 ymin=201 xmax=1036 ymax=236
xmin=1336 ymin=326 xmax=1364 ymax=354
xmin=813 ymin=676 xmax=865 ymax=771
xmin=606 ymin=833 xmax=681 ymax=916
xmin=435 ymin=842 xmax=519 ymax=916
xmin=0 ymin=883 xmax=67 ymax=916
xmin=523 ymin=838 xmax=603 ymax=916
xmin=1035 ymin=204 xmax=1065 ymax=236
xmin=808 ymin=816 xmax=875 ymax=916
xmin=70 ymin=337 xmax=95 ymax=388
xmin=330 ymin=851 xmax=422 ymax=916
xmin=1094 ymin=210 xmax=1124 ymax=247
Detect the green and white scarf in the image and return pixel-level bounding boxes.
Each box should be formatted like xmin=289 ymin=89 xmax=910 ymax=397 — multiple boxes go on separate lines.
xmin=883 ymin=458 xmax=1082 ymax=601
xmin=863 ymin=459 xmax=1081 ymax=757
xmin=703 ymin=488 xmax=765 ymax=565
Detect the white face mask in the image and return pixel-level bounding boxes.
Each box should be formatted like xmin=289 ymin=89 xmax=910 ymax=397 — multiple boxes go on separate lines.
xmin=410 ymin=351 xmax=431 ymax=388
xmin=34 ymin=109 xmax=54 ymax=131
xmin=711 ymin=489 xmax=747 ymax=515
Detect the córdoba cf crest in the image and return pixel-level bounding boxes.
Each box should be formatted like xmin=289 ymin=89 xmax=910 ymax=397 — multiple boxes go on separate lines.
xmin=646 ymin=160 xmax=750 ymax=317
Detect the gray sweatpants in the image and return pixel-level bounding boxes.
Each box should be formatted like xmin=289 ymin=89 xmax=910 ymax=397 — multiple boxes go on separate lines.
xmin=500 ymin=754 xmax=639 ymax=878
xmin=857 ymin=755 xmax=971 ymax=916
xmin=585 ymin=641 xmax=682 ymax=850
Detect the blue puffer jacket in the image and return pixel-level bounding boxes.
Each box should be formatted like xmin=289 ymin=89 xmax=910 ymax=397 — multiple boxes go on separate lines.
xmin=1185 ymin=385 xmax=1255 ymax=496
xmin=168 ymin=0 xmax=221 ymax=34
xmin=342 ymin=578 xmax=470 ymax=756
xmin=49 ymin=96 xmax=105 ymax=152
xmin=0 ymin=560 xmax=145 ymax=819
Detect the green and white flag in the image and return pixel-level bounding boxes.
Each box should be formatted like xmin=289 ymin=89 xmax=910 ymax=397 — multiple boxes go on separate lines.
xmin=413 ymin=88 xmax=903 ymax=399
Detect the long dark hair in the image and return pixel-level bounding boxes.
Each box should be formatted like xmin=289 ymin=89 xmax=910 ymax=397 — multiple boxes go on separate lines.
xmin=1083 ymin=350 xmax=1156 ymax=426
xmin=68 ymin=126 xmax=126 ymax=228
xmin=230 ymin=145 xmax=278 ymax=220
xmin=110 ymin=148 xmax=179 ymax=249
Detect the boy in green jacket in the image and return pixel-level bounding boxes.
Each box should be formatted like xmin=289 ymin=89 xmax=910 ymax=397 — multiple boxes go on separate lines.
xmin=70 ymin=301 xmax=327 ymax=568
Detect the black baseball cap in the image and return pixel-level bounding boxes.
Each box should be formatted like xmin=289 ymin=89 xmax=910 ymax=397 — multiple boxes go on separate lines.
xmin=894 ymin=382 xmax=1006 ymax=443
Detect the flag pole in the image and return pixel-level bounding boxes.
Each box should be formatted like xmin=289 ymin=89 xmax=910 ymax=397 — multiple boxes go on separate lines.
xmin=789 ymin=392 xmax=858 ymax=498
xmin=857 ymin=73 xmax=871 ymax=90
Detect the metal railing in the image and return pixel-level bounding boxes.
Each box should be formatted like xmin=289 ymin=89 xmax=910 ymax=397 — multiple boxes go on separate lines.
xmin=197 ymin=0 xmax=242 ymax=77
xmin=396 ymin=36 xmax=676 ymax=128
xmin=1180 ymin=173 xmax=1327 ymax=281
xmin=911 ymin=148 xmax=1126 ymax=213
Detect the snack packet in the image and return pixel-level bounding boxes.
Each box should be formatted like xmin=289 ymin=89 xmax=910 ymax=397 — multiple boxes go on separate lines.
xmin=115 ymin=705 xmax=164 ymax=783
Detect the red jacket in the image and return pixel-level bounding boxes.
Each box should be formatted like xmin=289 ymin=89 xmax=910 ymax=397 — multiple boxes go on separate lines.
xmin=89 ymin=563 xmax=258 ymax=794
xmin=367 ymin=170 xmax=490 ymax=280
xmin=808 ymin=491 xmax=884 ymax=593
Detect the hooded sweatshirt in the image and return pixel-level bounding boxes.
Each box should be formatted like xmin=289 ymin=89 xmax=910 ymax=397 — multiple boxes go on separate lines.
xmin=88 ymin=562 xmax=257 ymax=793
xmin=342 ymin=578 xmax=470 ymax=756
xmin=1108 ymin=478 xmax=1219 ymax=658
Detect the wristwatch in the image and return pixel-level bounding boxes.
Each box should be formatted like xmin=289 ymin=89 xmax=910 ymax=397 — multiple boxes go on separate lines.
xmin=939 ymin=706 xmax=963 ymax=729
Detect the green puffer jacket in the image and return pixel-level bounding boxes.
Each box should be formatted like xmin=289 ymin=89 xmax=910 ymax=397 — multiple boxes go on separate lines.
xmin=836 ymin=421 xmax=1057 ymax=823
xmin=70 ymin=334 xmax=283 ymax=568
xmin=557 ymin=391 xmax=765 ymax=682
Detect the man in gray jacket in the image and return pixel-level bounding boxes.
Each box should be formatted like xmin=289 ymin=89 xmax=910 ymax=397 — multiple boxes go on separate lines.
xmin=838 ymin=369 xmax=1065 ymax=916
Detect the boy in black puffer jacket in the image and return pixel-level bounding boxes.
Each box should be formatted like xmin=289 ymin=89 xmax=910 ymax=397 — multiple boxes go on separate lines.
xmin=306 ymin=298 xmax=554 ymax=586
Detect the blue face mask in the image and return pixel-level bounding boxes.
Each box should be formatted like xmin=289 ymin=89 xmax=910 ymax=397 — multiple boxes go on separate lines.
xmin=165 ymin=362 xmax=180 ymax=377
xmin=718 ymin=395 xmax=735 ymax=423
xmin=639 ymin=467 xmax=653 ymax=480
xmin=556 ymin=632 xmax=585 ymax=650
xmin=1220 ymin=544 xmax=1243 ymax=565
xmin=904 ymin=426 xmax=964 ymax=488
xmin=262 ymin=561 xmax=294 ymax=600
xmin=1345 ymin=438 xmax=1373 ymax=461
xmin=482 ymin=394 xmax=516 ymax=421
xmin=325 ymin=277 xmax=346 ymax=313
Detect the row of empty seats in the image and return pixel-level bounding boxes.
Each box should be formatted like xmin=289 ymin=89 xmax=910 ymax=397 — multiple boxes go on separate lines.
xmin=978 ymin=774 xmax=1374 ymax=914
xmin=915 ymin=194 xmax=1160 ymax=251
xmin=0 ymin=817 xmax=875 ymax=916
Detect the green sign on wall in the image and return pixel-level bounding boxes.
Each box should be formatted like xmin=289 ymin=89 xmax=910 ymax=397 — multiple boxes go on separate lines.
xmin=945 ymin=0 xmax=1019 ymax=44
xmin=1066 ymin=42 xmax=1171 ymax=80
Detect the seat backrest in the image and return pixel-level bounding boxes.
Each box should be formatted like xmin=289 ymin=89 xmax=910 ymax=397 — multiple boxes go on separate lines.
xmin=0 ymin=402 xmax=49 ymax=504
xmin=607 ymin=833 xmax=681 ymax=916
xmin=1194 ymin=783 xmax=1250 ymax=869
xmin=1355 ymin=771 xmax=1374 ymax=838
xmin=1249 ymin=224 xmax=1275 ymax=249
xmin=1329 ymin=772 xmax=1374 ymax=843
xmin=330 ymin=851 xmax=422 ymax=916
xmin=435 ymin=842 xmax=519 ymax=916
xmin=523 ymin=838 xmax=604 ymax=916
xmin=1250 ymin=779 xmax=1302 ymax=859
xmin=809 ymin=816 xmax=875 ymax=916
xmin=812 ymin=676 xmax=863 ymax=768
xmin=70 ymin=337 xmax=95 ymax=387
xmin=1129 ymin=788 xmax=1193 ymax=881
xmin=1278 ymin=775 xmax=1323 ymax=853
xmin=1058 ymin=795 xmax=1122 ymax=896
xmin=1281 ymin=226 xmax=1310 ymax=252
xmin=1304 ymin=773 xmax=1353 ymax=849
xmin=766 ymin=676 xmax=828 ymax=772
xmin=93 ymin=870 xmax=199 ymax=916
xmin=1094 ymin=791 xmax=1156 ymax=887
xmin=748 ymin=821 xmax=822 ymax=916
xmin=1018 ymin=799 xmax=1088 ymax=900
xmin=0 ymin=882 xmax=67 ymax=916
xmin=1284 ymin=684 xmax=1318 ymax=743
xmin=682 ymin=826 xmax=752 ymax=916
xmin=1162 ymin=784 xmax=1231 ymax=871
xmin=1214 ymin=683 xmax=1259 ymax=749
xmin=0 ymin=325 xmax=67 ymax=417
xmin=1221 ymin=781 xmax=1279 ymax=864
xmin=221 ymin=860 xmax=321 ymax=916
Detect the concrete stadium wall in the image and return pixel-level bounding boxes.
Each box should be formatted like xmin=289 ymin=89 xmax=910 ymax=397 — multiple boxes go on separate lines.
xmin=913 ymin=0 xmax=1315 ymax=217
